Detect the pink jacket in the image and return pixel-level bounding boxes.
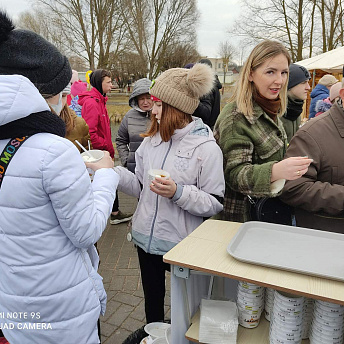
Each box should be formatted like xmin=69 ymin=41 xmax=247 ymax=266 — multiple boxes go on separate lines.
xmin=79 ymin=88 xmax=114 ymax=158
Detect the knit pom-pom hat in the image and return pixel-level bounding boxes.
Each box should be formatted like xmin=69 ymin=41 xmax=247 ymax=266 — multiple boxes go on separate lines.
xmin=149 ymin=63 xmax=214 ymax=114
xmin=0 ymin=10 xmax=71 ymax=95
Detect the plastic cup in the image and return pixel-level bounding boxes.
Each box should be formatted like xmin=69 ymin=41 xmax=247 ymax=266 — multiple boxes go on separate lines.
xmin=144 ymin=323 xmax=170 ymax=340
xmin=239 ymin=281 xmax=264 ymax=290
xmin=238 ymin=286 xmax=265 ymax=295
xmin=315 ymin=303 xmax=344 ymax=317
xmin=237 ymin=303 xmax=263 ymax=315
xmin=148 ymin=169 xmax=170 ymax=185
xmin=274 ymin=291 xmax=304 ymax=307
xmin=81 ymin=149 xmax=104 ymax=180
xmin=238 ymin=311 xmax=261 ymax=328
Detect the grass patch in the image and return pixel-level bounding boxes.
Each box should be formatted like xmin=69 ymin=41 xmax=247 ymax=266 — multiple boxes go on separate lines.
xmin=108 ymin=104 xmax=131 ymax=123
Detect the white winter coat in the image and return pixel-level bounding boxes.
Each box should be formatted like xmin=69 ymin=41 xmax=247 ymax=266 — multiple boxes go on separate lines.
xmin=0 ymin=75 xmax=118 ymax=344
xmin=115 ymin=118 xmax=224 ymax=255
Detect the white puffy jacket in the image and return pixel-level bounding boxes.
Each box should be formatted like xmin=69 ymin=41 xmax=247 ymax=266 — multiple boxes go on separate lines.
xmin=0 ymin=75 xmax=118 ymax=344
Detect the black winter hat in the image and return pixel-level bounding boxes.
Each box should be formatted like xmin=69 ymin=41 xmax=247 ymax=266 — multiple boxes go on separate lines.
xmin=288 ymin=64 xmax=310 ymax=90
xmin=0 ymin=11 xmax=71 ymax=95
xmin=199 ymin=58 xmax=213 ymax=68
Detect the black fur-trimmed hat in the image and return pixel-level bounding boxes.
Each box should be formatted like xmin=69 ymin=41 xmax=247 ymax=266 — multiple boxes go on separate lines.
xmin=0 ymin=11 xmax=71 ymax=95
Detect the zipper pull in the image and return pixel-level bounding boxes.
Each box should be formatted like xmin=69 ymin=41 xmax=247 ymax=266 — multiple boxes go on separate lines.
xmin=247 ymin=195 xmax=256 ymax=205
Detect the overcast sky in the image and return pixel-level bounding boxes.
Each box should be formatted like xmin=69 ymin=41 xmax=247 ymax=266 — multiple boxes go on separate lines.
xmin=0 ymin=0 xmax=241 ymax=58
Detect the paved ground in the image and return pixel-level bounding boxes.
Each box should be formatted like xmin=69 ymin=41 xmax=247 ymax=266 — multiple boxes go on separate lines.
xmin=97 ymin=191 xmax=171 ymax=344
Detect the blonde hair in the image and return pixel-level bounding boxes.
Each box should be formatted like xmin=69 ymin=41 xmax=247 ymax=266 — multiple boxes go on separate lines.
xmin=232 ymin=40 xmax=291 ymax=117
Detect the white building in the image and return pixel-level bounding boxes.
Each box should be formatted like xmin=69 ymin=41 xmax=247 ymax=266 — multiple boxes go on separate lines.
xmin=200 ymin=57 xmax=240 ymax=85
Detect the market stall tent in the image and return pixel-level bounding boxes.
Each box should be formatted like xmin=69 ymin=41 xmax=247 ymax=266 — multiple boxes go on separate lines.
xmin=295 ymin=46 xmax=344 ymax=73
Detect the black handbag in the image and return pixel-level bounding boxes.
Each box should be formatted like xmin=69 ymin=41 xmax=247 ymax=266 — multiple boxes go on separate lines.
xmin=248 ymin=195 xmax=293 ymax=225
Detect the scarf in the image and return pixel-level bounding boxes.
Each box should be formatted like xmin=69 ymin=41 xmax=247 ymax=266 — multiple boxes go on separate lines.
xmin=284 ymin=96 xmax=304 ymax=121
xmin=0 ymin=110 xmax=66 ymax=139
xmin=253 ymin=89 xmax=281 ymax=122
xmin=90 ymin=70 xmax=105 ymax=96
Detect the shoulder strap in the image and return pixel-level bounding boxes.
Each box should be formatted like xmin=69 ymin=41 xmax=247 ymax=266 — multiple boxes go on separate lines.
xmin=0 ymin=136 xmax=30 ymax=189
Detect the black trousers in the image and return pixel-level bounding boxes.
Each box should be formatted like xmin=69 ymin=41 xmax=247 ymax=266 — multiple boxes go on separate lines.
xmin=112 ymin=191 xmax=119 ymax=212
xmin=137 ymin=246 xmax=170 ymax=323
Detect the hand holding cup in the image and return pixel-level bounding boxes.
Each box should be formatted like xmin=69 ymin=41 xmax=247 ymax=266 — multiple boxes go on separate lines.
xmin=150 ymin=176 xmax=177 ymax=199
xmin=82 ymin=150 xmax=114 ymax=171
xmin=148 ymin=169 xmax=176 ymax=198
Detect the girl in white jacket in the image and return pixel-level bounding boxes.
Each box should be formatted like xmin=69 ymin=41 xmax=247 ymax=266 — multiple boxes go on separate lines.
xmin=0 ymin=12 xmax=118 ymax=344
xmin=114 ymin=64 xmax=225 ymax=324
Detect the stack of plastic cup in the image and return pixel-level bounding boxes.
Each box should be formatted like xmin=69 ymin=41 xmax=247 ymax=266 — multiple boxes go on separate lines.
xmin=236 ymin=281 xmax=265 ymax=329
xmin=309 ymin=300 xmax=344 ymax=343
xmin=301 ymin=298 xmax=314 ymax=340
xmin=265 ymin=288 xmax=275 ymax=321
xmin=270 ymin=291 xmax=304 ymax=344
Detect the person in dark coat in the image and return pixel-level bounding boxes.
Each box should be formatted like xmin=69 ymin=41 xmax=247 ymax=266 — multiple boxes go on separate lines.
xmin=280 ymin=64 xmax=311 ymax=142
xmin=116 ymin=78 xmax=152 ymax=173
xmin=281 ymin=79 xmax=344 ymax=233
xmin=185 ymin=59 xmax=222 ymax=129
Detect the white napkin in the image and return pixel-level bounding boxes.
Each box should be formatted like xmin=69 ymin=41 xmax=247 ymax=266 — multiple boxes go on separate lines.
xmin=199 ymin=299 xmax=238 ymax=344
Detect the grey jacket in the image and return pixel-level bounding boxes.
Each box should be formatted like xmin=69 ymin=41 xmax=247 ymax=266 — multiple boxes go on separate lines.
xmin=114 ymin=118 xmax=225 ymax=255
xmin=116 ymin=78 xmax=151 ymax=172
xmin=116 ymin=109 xmax=150 ymax=172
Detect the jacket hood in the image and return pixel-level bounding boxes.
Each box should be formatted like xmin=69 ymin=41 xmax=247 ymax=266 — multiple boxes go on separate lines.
xmin=311 ymin=84 xmax=329 ymax=98
xmin=0 ymin=74 xmax=50 ymax=126
xmin=78 ymin=87 xmax=107 ymax=106
xmin=315 ymin=97 xmax=332 ymax=113
xmin=129 ymin=78 xmax=152 ymax=111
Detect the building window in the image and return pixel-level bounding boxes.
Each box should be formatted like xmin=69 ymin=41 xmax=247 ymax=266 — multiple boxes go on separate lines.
xmin=218 ymin=63 xmax=221 ymax=69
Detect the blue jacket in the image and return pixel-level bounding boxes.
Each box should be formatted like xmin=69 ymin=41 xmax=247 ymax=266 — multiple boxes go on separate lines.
xmin=0 ymin=75 xmax=119 ymax=344
xmin=309 ymin=84 xmax=329 ymax=119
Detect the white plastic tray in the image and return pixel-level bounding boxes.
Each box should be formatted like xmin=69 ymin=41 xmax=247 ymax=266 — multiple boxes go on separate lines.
xmin=227 ymin=221 xmax=344 ymax=282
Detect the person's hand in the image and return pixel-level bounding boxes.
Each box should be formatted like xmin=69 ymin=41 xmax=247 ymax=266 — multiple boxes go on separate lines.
xmin=85 ymin=151 xmax=114 ymax=171
xmin=150 ymin=176 xmax=177 ymax=198
xmin=271 ymin=156 xmax=313 ymax=182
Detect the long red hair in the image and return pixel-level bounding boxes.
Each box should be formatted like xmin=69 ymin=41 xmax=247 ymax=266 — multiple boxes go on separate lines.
xmin=141 ymin=102 xmax=192 ymax=142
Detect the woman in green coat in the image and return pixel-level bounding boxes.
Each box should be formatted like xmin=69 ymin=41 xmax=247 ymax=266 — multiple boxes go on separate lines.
xmin=214 ymin=40 xmax=312 ymax=223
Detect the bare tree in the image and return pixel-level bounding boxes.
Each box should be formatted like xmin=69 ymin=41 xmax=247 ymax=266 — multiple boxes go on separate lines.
xmin=229 ymin=0 xmax=314 ymax=62
xmin=229 ymin=0 xmax=344 ymax=61
xmin=18 ymin=10 xmax=67 ymax=54
xmin=108 ymin=51 xmax=148 ymax=89
xmin=30 ymin=0 xmax=126 ymax=70
xmin=160 ymin=41 xmax=200 ymax=71
xmin=69 ymin=55 xmax=88 ymax=71
xmin=316 ymin=0 xmax=344 ymax=51
xmin=120 ymin=0 xmax=199 ymax=78
xmin=218 ymin=41 xmax=235 ymax=85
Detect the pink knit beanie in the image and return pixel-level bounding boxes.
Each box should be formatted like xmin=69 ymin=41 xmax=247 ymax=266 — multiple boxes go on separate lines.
xmin=71 ymin=80 xmax=87 ymax=97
